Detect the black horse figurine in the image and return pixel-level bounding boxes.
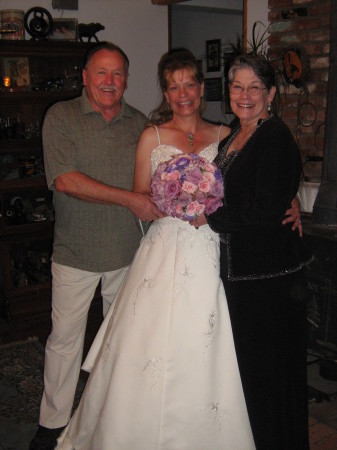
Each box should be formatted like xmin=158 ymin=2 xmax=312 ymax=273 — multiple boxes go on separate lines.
xmin=78 ymin=23 xmax=104 ymax=42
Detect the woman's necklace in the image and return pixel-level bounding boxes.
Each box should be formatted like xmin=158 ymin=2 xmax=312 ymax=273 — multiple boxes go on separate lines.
xmin=187 ymin=131 xmax=195 ymax=148
xmin=234 ymin=129 xmax=252 ymax=151
xmin=234 ymin=117 xmax=270 ymax=151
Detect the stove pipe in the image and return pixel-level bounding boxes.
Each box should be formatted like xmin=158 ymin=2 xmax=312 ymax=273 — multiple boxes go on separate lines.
xmin=312 ymin=0 xmax=337 ymax=225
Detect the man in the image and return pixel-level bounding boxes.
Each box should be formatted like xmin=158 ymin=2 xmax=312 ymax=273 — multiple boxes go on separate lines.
xmin=30 ymin=42 xmax=162 ymax=450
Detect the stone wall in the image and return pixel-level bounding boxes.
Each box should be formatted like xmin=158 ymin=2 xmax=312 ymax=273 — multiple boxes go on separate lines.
xmin=267 ymin=0 xmax=331 ymax=180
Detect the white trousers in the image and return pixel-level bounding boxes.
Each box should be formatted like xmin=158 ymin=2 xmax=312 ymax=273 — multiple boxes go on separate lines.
xmin=39 ymin=261 xmax=129 ymax=428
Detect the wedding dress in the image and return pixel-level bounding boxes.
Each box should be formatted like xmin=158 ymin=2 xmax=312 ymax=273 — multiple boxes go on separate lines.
xmin=56 ymin=130 xmax=255 ymax=450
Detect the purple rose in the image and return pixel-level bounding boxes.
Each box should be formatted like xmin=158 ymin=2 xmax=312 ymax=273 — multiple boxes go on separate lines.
xmin=179 ymin=191 xmax=192 ymax=207
xmin=155 ymin=162 xmax=168 ymax=176
xmin=214 ymin=167 xmax=223 ymax=182
xmin=164 ymin=179 xmax=181 ymax=200
xmin=185 ymin=167 xmax=203 ymax=184
xmin=209 ymin=180 xmax=224 ymax=197
xmin=195 ymin=190 xmax=207 ymax=203
xmin=204 ymin=197 xmax=223 ymax=215
xmin=169 ymin=156 xmax=190 ymax=173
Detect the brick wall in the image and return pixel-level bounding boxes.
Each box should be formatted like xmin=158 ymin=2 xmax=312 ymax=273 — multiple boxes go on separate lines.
xmin=267 ymin=0 xmax=331 ymax=180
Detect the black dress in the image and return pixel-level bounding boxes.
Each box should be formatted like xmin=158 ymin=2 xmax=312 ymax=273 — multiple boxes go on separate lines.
xmin=207 ymin=116 xmax=312 ymax=450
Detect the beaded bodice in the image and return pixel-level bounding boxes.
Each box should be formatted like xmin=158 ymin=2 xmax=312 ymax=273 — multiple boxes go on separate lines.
xmin=150 ymin=143 xmax=219 ymax=176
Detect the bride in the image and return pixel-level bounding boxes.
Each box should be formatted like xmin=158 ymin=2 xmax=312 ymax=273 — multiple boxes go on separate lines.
xmin=56 ymin=48 xmax=255 ymax=449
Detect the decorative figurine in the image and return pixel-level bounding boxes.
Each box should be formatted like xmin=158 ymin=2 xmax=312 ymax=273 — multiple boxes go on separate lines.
xmin=24 ymin=7 xmax=53 ymax=40
xmin=78 ymin=23 xmax=104 ymax=42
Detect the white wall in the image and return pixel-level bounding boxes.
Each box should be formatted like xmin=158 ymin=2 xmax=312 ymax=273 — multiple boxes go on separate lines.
xmin=246 ymin=0 xmax=269 ymax=48
xmin=0 ymin=0 xmax=169 ymax=115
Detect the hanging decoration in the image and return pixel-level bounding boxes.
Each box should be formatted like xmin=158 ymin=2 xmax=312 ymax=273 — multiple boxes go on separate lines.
xmin=282 ymin=48 xmax=310 ymax=88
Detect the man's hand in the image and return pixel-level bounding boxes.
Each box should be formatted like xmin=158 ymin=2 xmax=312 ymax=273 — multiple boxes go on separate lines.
xmin=128 ymin=193 xmax=164 ymax=222
xmin=282 ymin=197 xmax=302 ymax=237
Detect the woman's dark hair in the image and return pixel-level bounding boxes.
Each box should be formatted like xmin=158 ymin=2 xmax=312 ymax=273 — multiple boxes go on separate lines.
xmin=228 ymin=53 xmax=276 ymax=92
xmin=83 ymin=41 xmax=129 ymax=72
xmin=148 ymin=48 xmax=205 ymax=125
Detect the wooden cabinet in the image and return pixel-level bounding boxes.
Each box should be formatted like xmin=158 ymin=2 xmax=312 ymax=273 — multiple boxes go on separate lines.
xmin=0 ymin=40 xmax=92 ymax=320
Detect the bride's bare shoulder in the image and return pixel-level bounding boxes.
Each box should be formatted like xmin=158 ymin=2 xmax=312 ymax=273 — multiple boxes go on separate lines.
xmin=219 ymin=124 xmax=231 ymax=140
xmin=138 ymin=125 xmax=159 ymax=146
xmin=203 ymin=120 xmax=231 ymax=140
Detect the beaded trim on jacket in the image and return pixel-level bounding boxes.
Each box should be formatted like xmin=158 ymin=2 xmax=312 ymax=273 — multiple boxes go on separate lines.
xmin=220 ymin=234 xmax=314 ymax=281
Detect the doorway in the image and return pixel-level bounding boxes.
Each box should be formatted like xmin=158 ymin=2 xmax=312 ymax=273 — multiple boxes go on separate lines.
xmin=170 ymin=0 xmax=244 ymax=123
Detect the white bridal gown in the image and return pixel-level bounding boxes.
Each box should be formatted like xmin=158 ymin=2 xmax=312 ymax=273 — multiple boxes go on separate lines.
xmin=56 ymin=137 xmax=255 ymax=450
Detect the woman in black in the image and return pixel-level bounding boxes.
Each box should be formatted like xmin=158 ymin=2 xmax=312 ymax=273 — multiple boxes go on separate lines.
xmin=206 ymin=54 xmax=312 ymax=449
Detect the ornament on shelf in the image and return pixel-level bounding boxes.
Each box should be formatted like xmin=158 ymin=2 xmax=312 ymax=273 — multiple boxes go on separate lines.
xmin=78 ymin=23 xmax=105 ymax=42
xmin=24 ymin=7 xmax=53 ymax=41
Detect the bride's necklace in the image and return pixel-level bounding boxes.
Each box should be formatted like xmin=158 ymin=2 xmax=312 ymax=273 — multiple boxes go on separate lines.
xmin=187 ymin=131 xmax=195 ymax=148
xmin=172 ymin=120 xmax=200 ymax=148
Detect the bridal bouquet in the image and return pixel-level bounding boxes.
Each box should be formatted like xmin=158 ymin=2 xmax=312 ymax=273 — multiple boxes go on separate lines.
xmin=151 ymin=153 xmax=224 ymax=220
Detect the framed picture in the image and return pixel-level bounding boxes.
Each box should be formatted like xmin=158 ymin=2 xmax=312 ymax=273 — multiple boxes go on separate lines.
xmin=204 ymin=78 xmax=222 ymax=102
xmin=206 ymin=39 xmax=221 ymax=72
xmin=223 ymin=52 xmax=235 ymax=113
xmin=3 ymin=57 xmax=30 ymax=87
xmin=49 ymin=19 xmax=78 ymax=41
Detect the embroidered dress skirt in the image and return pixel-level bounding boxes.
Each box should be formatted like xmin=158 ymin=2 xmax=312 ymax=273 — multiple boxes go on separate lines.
xmin=56 ymin=217 xmax=255 ymax=450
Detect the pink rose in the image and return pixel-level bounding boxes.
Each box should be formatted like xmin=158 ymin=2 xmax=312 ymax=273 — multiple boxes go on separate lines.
xmin=185 ymin=202 xmax=197 ymax=217
xmin=182 ymin=181 xmax=197 ymax=194
xmin=204 ymin=162 xmax=216 ymax=173
xmin=198 ymin=179 xmax=211 ymax=193
xmin=185 ymin=201 xmax=205 ymax=218
xmin=195 ymin=202 xmax=206 ymax=215
xmin=203 ymin=172 xmax=215 ymax=183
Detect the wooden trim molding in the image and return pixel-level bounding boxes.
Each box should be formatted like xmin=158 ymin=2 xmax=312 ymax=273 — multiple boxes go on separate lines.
xmin=243 ymin=0 xmax=247 ymax=51
xmin=152 ymin=1 xmax=189 ymax=5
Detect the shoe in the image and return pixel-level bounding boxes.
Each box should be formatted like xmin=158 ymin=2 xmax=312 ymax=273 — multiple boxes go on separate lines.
xmin=29 ymin=425 xmax=66 ymax=450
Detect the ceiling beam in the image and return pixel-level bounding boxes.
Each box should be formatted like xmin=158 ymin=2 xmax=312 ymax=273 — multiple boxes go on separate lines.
xmin=152 ymin=1 xmax=189 ymax=5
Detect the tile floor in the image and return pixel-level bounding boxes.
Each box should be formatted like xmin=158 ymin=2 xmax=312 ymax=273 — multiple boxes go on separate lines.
xmin=309 ymin=399 xmax=337 ymax=449
xmin=308 ymin=355 xmax=337 ymax=449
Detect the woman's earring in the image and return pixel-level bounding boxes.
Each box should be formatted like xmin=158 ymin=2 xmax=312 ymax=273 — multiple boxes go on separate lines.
xmin=167 ymin=101 xmax=171 ymax=110
xmin=267 ymin=103 xmax=272 ymax=113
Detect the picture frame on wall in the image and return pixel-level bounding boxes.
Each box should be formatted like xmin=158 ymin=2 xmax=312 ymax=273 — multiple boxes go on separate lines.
xmin=204 ymin=77 xmax=222 ymax=102
xmin=49 ymin=18 xmax=78 ymax=41
xmin=206 ymin=39 xmax=221 ymax=72
xmin=223 ymin=52 xmax=235 ymax=113
xmin=3 ymin=57 xmax=30 ymax=87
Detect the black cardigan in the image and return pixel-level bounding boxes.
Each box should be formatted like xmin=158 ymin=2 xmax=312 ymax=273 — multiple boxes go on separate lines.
xmin=207 ymin=116 xmax=312 ymax=281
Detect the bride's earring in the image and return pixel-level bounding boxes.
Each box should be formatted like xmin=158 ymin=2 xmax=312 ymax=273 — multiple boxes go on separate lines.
xmin=267 ymin=103 xmax=272 ymax=114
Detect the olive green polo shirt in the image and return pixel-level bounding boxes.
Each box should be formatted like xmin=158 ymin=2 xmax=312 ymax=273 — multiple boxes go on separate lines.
xmin=43 ymin=89 xmax=147 ymax=272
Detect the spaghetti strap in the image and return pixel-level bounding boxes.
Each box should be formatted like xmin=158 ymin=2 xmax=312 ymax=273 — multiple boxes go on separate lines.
xmin=217 ymin=124 xmax=223 ymax=144
xmin=153 ymin=125 xmax=161 ymax=145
